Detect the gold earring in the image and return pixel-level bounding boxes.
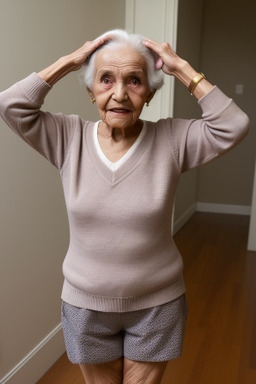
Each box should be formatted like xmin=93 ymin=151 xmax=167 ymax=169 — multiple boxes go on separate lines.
xmin=146 ymin=102 xmax=150 ymax=107
xmin=91 ymin=98 xmax=96 ymax=104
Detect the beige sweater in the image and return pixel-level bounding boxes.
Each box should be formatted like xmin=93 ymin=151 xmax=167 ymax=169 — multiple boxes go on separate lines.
xmin=0 ymin=73 xmax=249 ymax=312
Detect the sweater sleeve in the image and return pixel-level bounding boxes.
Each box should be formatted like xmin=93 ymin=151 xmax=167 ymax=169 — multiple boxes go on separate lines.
xmin=164 ymin=86 xmax=250 ymax=172
xmin=0 ymin=72 xmax=80 ymax=170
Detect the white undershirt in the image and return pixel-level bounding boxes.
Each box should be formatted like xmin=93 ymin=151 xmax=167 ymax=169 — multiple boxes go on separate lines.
xmin=93 ymin=121 xmax=147 ymax=171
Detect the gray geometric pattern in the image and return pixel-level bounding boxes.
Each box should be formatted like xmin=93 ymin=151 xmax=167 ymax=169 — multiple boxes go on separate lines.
xmin=62 ymin=295 xmax=187 ymax=365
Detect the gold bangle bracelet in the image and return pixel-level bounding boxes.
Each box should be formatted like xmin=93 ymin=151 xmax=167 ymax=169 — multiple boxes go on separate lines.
xmin=188 ymin=72 xmax=206 ymax=95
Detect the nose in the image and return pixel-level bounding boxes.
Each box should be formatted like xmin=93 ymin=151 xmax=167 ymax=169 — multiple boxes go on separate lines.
xmin=112 ymin=81 xmax=128 ymax=102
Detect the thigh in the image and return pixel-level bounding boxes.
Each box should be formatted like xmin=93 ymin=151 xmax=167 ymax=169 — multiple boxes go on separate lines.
xmin=123 ymin=358 xmax=168 ymax=384
xmin=62 ymin=301 xmax=123 ymax=364
xmin=124 ymin=295 xmax=187 ymax=363
xmin=79 ymin=358 xmax=123 ymax=384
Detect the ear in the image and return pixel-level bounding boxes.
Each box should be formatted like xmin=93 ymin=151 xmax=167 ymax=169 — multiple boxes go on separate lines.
xmin=146 ymin=90 xmax=156 ymax=104
xmin=87 ymin=87 xmax=94 ymax=99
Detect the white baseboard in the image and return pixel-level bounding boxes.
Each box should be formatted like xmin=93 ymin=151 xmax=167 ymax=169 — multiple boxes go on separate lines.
xmin=0 ymin=323 xmax=65 ymax=384
xmin=173 ymin=202 xmax=251 ymax=235
xmin=196 ymin=202 xmax=251 ymax=216
xmin=173 ymin=203 xmax=197 ymax=235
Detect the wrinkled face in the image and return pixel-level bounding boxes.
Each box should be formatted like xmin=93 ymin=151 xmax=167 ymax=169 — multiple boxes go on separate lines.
xmin=89 ymin=45 xmax=153 ymax=130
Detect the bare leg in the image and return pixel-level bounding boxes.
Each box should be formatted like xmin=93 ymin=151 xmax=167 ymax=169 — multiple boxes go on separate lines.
xmin=123 ymin=358 xmax=168 ymax=384
xmin=79 ymin=357 xmax=123 ymax=384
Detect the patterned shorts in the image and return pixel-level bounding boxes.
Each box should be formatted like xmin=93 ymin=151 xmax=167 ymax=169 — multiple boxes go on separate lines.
xmin=61 ymin=294 xmax=187 ymax=365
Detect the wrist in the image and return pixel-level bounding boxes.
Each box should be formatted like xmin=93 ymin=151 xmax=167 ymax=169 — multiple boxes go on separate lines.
xmin=173 ymin=60 xmax=214 ymax=100
xmin=188 ymin=73 xmax=206 ymax=95
xmin=37 ymin=56 xmax=76 ymax=86
xmin=173 ymin=59 xmax=198 ymax=88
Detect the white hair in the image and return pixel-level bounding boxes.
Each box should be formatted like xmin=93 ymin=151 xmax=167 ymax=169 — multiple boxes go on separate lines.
xmin=79 ymin=29 xmax=164 ymax=92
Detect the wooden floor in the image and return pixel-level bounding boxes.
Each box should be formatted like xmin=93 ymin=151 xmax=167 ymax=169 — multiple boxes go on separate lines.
xmin=36 ymin=212 xmax=256 ymax=384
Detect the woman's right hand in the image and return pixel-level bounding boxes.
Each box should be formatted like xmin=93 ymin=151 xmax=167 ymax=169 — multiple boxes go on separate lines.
xmin=38 ymin=36 xmax=110 ymax=86
xmin=64 ymin=36 xmax=111 ymax=72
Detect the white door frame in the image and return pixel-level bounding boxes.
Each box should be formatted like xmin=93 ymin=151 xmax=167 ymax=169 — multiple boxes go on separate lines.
xmin=125 ymin=0 xmax=179 ymax=231
xmin=125 ymin=0 xmax=179 ymax=121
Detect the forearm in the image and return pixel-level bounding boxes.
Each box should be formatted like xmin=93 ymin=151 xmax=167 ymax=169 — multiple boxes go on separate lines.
xmin=37 ymin=36 xmax=110 ymax=87
xmin=37 ymin=55 xmax=76 ymax=86
xmin=174 ymin=59 xmax=214 ymax=100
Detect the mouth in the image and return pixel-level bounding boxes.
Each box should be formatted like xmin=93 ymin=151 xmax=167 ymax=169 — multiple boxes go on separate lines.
xmin=108 ymin=108 xmax=131 ymax=114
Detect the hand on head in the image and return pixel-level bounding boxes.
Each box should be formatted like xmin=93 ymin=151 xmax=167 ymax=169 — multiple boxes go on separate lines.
xmin=67 ymin=35 xmax=112 ymax=72
xmin=143 ymin=38 xmax=181 ymax=76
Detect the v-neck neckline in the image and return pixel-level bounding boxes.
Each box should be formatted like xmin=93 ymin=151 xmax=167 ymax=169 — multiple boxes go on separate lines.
xmin=93 ymin=121 xmax=147 ymax=172
xmin=86 ymin=120 xmax=153 ymax=185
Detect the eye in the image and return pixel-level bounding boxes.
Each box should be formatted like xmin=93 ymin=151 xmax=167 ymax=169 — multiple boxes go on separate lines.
xmin=100 ymin=76 xmax=112 ymax=85
xmin=129 ymin=77 xmax=141 ymax=86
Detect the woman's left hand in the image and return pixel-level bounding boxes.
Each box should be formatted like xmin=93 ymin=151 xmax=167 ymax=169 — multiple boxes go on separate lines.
xmin=143 ymin=38 xmax=183 ymax=77
xmin=143 ymin=38 xmax=214 ymax=100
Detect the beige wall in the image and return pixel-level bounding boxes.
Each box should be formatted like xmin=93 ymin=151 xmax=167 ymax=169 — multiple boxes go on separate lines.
xmin=0 ymin=1 xmax=125 ymax=383
xmin=197 ymin=0 xmax=256 ymax=206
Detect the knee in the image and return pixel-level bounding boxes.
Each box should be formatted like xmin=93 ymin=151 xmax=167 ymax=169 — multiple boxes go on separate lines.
xmin=123 ymin=367 xmax=148 ymax=384
xmin=80 ymin=358 xmax=123 ymax=384
xmin=123 ymin=359 xmax=167 ymax=384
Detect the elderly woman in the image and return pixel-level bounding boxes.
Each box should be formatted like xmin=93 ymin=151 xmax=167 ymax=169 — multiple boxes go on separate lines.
xmin=0 ymin=29 xmax=249 ymax=383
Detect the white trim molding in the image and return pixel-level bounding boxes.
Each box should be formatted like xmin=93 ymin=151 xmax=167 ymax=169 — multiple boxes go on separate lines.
xmin=125 ymin=0 xmax=179 ymax=121
xmin=160 ymin=0 xmax=179 ymax=118
xmin=0 ymin=323 xmax=65 ymax=384
xmin=173 ymin=202 xmax=251 ymax=236
xmin=196 ymin=202 xmax=251 ymax=216
xmin=173 ymin=203 xmax=196 ymax=235
xmin=125 ymin=0 xmax=135 ymax=32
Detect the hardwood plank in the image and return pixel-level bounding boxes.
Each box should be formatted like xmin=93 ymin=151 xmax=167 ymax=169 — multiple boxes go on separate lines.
xmin=36 ymin=213 xmax=256 ymax=384
xmin=162 ymin=213 xmax=256 ymax=384
xmin=36 ymin=353 xmax=84 ymax=384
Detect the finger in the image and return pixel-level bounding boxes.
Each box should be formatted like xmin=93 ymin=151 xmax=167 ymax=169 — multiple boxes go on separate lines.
xmin=84 ymin=35 xmax=112 ymax=58
xmin=89 ymin=36 xmax=109 ymax=53
xmin=143 ymin=39 xmax=165 ymax=61
xmin=94 ymin=35 xmax=112 ymax=47
xmin=143 ymin=39 xmax=164 ymax=69
xmin=143 ymin=38 xmax=161 ymax=52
